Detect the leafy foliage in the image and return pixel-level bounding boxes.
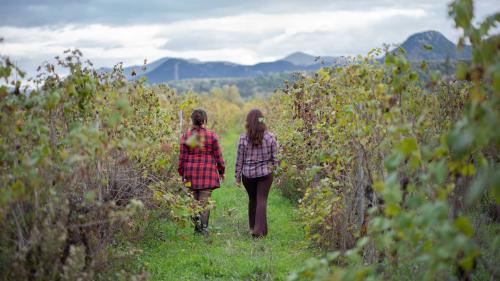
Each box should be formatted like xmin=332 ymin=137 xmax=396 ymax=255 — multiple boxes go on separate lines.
xmin=0 ymin=51 xmax=195 ymax=280
xmin=270 ymin=1 xmax=499 ymax=280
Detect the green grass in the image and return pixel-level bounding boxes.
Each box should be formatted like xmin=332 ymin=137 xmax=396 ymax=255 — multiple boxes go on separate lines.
xmin=134 ymin=128 xmax=318 ymax=280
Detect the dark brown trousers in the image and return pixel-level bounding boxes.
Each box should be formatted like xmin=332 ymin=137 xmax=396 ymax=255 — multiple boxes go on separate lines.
xmin=242 ymin=174 xmax=273 ymax=237
xmin=192 ymin=189 xmax=212 ymax=232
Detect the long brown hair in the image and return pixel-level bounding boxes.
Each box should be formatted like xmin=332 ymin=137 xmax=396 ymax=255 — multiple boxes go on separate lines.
xmin=246 ymin=109 xmax=266 ymax=146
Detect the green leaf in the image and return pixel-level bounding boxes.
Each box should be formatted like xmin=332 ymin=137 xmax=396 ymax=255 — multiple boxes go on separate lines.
xmin=456 ymin=63 xmax=468 ymax=80
xmin=46 ymin=90 xmax=60 ymax=109
xmin=454 ymin=216 xmax=474 ymax=237
xmin=385 ymin=153 xmax=404 ymax=171
xmin=84 ymin=190 xmax=96 ymax=203
xmin=422 ymin=44 xmax=433 ymax=50
xmin=467 ymin=165 xmax=500 ymax=205
xmin=356 ymin=237 xmax=370 ymax=248
xmin=385 ymin=203 xmax=401 ymax=216
xmin=373 ymin=181 xmax=384 ymax=193
xmin=429 ymin=70 xmax=442 ymax=83
xmin=396 ymin=137 xmax=418 ymax=157
xmin=0 ymin=188 xmax=13 ymax=206
xmin=420 ymin=60 xmax=428 ymax=70
xmin=107 ymin=112 xmax=122 ymax=127
xmin=429 ymin=159 xmax=448 ymax=185
xmin=11 ymin=180 xmax=25 ymax=197
xmin=326 ymin=251 xmax=341 ymax=261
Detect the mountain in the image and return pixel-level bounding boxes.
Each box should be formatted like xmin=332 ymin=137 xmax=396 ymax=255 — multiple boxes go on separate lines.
xmin=396 ymin=30 xmax=471 ymax=61
xmin=283 ymin=52 xmax=318 ymax=65
xmin=98 ymin=30 xmax=470 ymax=84
xmin=99 ymin=57 xmax=171 ymax=79
xmin=137 ymin=51 xmax=356 ymax=84
xmin=138 ymin=56 xmax=342 ymax=84
xmin=283 ymin=52 xmax=345 ymax=66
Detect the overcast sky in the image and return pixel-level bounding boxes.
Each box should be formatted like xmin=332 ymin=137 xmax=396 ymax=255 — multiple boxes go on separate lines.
xmin=0 ymin=0 xmax=497 ymax=76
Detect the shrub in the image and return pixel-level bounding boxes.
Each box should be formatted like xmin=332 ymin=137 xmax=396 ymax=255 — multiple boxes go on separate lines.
xmin=0 ymin=51 xmax=192 ymax=280
xmin=278 ymin=0 xmax=499 ymax=279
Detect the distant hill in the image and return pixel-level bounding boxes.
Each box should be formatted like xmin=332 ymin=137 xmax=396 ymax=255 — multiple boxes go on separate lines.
xmin=139 ymin=57 xmax=343 ymax=84
xmin=98 ymin=57 xmax=171 ymax=79
xmin=98 ymin=30 xmax=470 ymax=85
xmin=282 ymin=52 xmax=318 ymax=65
xmin=98 ymin=52 xmax=347 ymax=84
xmin=283 ymin=52 xmax=347 ymax=66
xmin=395 ymin=30 xmax=471 ymax=61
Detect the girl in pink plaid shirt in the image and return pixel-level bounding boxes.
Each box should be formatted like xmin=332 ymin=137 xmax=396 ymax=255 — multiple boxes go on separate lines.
xmin=235 ymin=109 xmax=278 ymax=237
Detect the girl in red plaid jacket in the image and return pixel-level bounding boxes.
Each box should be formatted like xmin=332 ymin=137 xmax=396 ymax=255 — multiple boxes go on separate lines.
xmin=178 ymin=109 xmax=225 ymax=235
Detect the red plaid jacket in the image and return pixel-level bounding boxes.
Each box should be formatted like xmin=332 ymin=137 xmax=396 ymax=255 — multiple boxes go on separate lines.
xmin=178 ymin=126 xmax=225 ymax=190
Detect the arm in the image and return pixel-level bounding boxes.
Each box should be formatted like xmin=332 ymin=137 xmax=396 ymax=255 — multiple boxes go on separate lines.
xmin=178 ymin=135 xmax=187 ymax=177
xmin=235 ymin=135 xmax=245 ymax=183
xmin=212 ymin=134 xmax=225 ymax=176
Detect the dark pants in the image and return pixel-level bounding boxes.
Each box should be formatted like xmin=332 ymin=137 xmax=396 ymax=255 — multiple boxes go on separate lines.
xmin=192 ymin=189 xmax=212 ymax=232
xmin=242 ymin=174 xmax=273 ymax=237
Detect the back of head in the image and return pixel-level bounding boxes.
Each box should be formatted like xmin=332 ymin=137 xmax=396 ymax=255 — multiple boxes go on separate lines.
xmin=191 ymin=109 xmax=207 ymax=127
xmin=245 ymin=109 xmax=266 ymax=146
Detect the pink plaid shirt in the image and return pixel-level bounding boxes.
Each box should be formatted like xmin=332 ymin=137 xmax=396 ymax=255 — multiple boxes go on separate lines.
xmin=235 ymin=131 xmax=278 ymax=181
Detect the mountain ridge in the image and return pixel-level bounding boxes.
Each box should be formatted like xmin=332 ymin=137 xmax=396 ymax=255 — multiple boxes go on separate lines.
xmin=99 ymin=30 xmax=470 ymax=83
xmin=395 ymin=30 xmax=471 ymax=61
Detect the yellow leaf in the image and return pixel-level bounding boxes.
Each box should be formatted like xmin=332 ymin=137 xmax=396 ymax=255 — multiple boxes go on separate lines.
xmin=454 ymin=217 xmax=474 ymax=237
xmin=385 ymin=203 xmax=400 ymax=216
xmin=153 ymin=191 xmax=163 ymax=200
xmin=374 ymin=181 xmax=384 ymax=193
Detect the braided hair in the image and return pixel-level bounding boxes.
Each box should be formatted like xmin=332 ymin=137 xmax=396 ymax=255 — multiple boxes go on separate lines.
xmin=191 ymin=109 xmax=207 ymax=127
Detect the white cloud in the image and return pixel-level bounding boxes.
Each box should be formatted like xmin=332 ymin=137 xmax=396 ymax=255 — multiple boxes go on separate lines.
xmin=0 ymin=7 xmax=462 ymax=76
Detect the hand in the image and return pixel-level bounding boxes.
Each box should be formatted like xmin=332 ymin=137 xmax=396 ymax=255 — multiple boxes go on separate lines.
xmin=235 ymin=179 xmax=241 ymax=187
xmin=219 ymin=174 xmax=225 ymax=182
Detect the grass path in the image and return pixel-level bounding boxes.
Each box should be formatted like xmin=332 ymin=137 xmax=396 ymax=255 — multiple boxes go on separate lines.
xmin=135 ymin=128 xmax=317 ymax=280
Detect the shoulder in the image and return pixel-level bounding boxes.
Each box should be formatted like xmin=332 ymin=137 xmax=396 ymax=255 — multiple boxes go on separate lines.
xmin=265 ymin=131 xmax=275 ymax=138
xmin=206 ymin=129 xmax=220 ymax=140
xmin=239 ymin=133 xmax=248 ymax=144
xmin=181 ymin=130 xmax=192 ymax=140
xmin=264 ymin=131 xmax=276 ymax=141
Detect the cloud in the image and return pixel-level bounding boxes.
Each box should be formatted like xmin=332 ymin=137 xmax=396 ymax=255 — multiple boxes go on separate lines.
xmin=0 ymin=0 xmax=497 ymax=77
xmin=0 ymin=8 xmax=431 ymax=71
xmin=1 ymin=0 xmax=487 ymax=27
xmin=1 ymin=0 xmax=338 ymax=27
